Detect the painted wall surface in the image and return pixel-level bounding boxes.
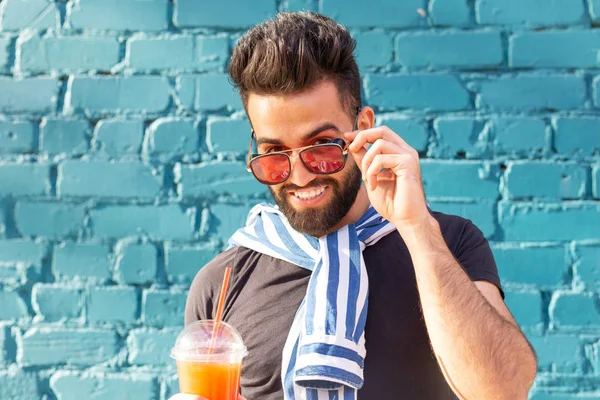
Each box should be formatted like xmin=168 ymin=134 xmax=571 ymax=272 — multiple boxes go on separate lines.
xmin=0 ymin=0 xmax=599 ymax=398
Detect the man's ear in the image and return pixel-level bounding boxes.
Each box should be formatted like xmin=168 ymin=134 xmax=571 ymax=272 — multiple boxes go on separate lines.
xmin=359 ymin=106 xmax=375 ymax=130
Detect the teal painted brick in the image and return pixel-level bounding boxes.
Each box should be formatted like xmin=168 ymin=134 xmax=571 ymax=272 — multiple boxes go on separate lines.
xmin=477 ymin=75 xmax=586 ymax=111
xmin=53 ymin=242 xmax=109 ymax=281
xmin=0 ymin=264 xmax=23 ymax=284
xmin=529 ymin=392 xmax=594 ymax=400
xmin=574 ymin=244 xmax=600 ymax=290
xmin=175 ymin=75 xmax=196 ymax=110
xmin=205 ymin=203 xmax=254 ymax=241
xmin=0 ymin=120 xmax=35 ymax=153
xmin=510 ymin=31 xmax=600 ymax=68
xmin=19 ymin=328 xmax=119 ymax=366
xmin=499 ymin=202 xmax=600 ymax=241
xmin=376 ymin=115 xmax=429 ymax=152
xmin=165 ymin=375 xmax=179 ymax=398
xmin=395 ymin=31 xmax=503 ymax=68
xmin=128 ymin=35 xmax=228 ymax=70
xmin=88 ymin=287 xmax=138 ymax=324
xmin=142 ymin=290 xmax=186 ymax=327
xmin=321 ymin=0 xmax=425 ymax=28
xmin=592 ymin=0 xmax=600 ymax=22
xmin=491 ymin=245 xmax=567 ymax=288
xmin=595 ymin=76 xmax=600 ymax=108
xmin=504 ymin=162 xmax=589 ymax=200
xmin=491 ymin=117 xmax=547 ymax=156
xmin=354 ymin=31 xmax=392 ymax=69
xmin=114 ymin=242 xmax=157 ymax=285
xmin=0 ymin=325 xmax=15 ymax=364
xmin=196 ymin=73 xmax=243 ymax=110
xmin=175 ymin=162 xmax=266 ymax=198
xmin=429 ymin=201 xmax=496 ymax=238
xmin=17 ymin=35 xmax=120 ymax=72
xmin=551 ymin=293 xmax=600 ymax=329
xmin=15 ymin=202 xmax=85 ymax=237
xmin=127 ymin=328 xmax=179 ymax=365
xmin=90 ymin=205 xmax=195 ymax=240
xmin=0 ymin=77 xmax=58 ymax=113
xmin=50 ymin=372 xmax=158 ymax=400
xmin=93 ymin=119 xmax=143 ymax=156
xmin=0 ymin=37 xmax=10 ymax=70
xmin=195 ymin=36 xmax=230 ymax=70
xmin=529 ymin=335 xmax=582 ymax=372
xmin=69 ymin=0 xmax=168 ymax=31
xmin=429 ymin=0 xmax=470 ymax=26
xmin=553 ymin=117 xmax=600 ymax=155
xmin=0 ymin=0 xmax=57 ymax=31
xmin=0 ymin=369 xmax=39 ymax=400
xmin=554 ymin=118 xmax=600 ymax=156
xmin=66 ymin=76 xmax=171 ymax=114
xmin=0 ymin=292 xmax=28 ymax=320
xmin=40 ymin=119 xmax=89 ymax=155
xmin=145 ymin=118 xmax=199 ymax=155
xmin=31 ymin=284 xmax=82 ymax=322
xmin=127 ymin=36 xmax=194 ymax=70
xmin=476 ymin=0 xmax=586 ymax=26
xmin=0 ymin=240 xmax=44 ymax=265
xmin=504 ymin=291 xmax=543 ymax=328
xmin=421 ymin=161 xmax=499 ymax=199
xmin=174 ymin=0 xmax=274 ymax=28
xmin=430 ymin=117 xmax=489 ymax=158
xmin=0 ymin=164 xmax=49 ymax=196
xmin=365 ymin=74 xmax=470 ymax=111
xmin=165 ymin=244 xmax=218 ymax=285
xmin=284 ymin=0 xmax=318 ymax=12
xmin=206 ymin=116 xmax=249 ymax=152
xmin=58 ymin=160 xmax=161 ymax=199
xmin=594 ymin=166 xmax=599 ymax=199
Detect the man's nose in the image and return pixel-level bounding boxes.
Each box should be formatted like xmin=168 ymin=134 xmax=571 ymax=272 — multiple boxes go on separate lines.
xmin=287 ymin=155 xmax=316 ymax=187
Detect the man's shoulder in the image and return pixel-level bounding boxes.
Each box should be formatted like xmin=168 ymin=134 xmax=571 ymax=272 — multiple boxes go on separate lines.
xmin=194 ymin=246 xmax=258 ymax=285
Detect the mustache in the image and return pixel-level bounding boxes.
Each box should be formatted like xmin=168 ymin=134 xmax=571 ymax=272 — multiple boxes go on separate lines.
xmin=280 ymin=178 xmax=338 ymax=194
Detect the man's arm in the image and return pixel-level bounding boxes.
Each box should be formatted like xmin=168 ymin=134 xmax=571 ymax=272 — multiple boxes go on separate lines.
xmin=400 ymin=216 xmax=537 ymax=400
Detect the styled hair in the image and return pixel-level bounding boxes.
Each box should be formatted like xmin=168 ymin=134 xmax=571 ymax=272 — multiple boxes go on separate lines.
xmin=228 ymin=11 xmax=361 ymax=117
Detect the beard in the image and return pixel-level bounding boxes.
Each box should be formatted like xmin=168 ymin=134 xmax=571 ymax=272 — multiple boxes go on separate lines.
xmin=268 ymin=163 xmax=362 ymax=237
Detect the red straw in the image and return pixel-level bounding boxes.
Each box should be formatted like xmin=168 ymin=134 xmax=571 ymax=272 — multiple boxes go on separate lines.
xmin=209 ymin=266 xmax=232 ymax=354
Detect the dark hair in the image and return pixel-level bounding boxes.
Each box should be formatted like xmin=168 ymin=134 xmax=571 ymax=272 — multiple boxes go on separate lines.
xmin=228 ymin=11 xmax=361 ymax=117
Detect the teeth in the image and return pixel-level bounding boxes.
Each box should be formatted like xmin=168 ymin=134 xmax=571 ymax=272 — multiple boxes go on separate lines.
xmin=294 ymin=187 xmax=325 ymax=200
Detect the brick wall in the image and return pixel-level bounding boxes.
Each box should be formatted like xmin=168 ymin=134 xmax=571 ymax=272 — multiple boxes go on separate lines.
xmin=0 ymin=0 xmax=598 ymax=399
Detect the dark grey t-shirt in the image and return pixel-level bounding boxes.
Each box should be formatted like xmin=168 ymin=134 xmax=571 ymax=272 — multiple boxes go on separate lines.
xmin=185 ymin=212 xmax=502 ymax=400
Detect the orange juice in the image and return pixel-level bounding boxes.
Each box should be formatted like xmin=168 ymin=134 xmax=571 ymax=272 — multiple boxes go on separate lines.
xmin=177 ymin=359 xmax=242 ymax=400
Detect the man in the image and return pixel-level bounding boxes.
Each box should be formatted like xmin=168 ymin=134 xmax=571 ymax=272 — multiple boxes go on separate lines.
xmin=171 ymin=11 xmax=537 ymax=400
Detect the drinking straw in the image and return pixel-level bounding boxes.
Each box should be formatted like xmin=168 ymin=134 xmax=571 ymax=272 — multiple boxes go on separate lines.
xmin=209 ymin=266 xmax=232 ymax=354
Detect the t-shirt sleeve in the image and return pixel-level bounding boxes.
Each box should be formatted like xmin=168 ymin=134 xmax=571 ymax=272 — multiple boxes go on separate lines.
xmin=184 ymin=247 xmax=240 ymax=325
xmin=454 ymin=219 xmax=504 ymax=299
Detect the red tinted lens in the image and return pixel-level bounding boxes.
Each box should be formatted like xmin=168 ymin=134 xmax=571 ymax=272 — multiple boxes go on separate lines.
xmin=300 ymin=145 xmax=345 ymax=174
xmin=250 ymin=154 xmax=290 ymax=184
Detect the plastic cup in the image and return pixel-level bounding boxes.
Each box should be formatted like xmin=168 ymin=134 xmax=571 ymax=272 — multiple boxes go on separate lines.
xmin=171 ymin=320 xmax=248 ymax=400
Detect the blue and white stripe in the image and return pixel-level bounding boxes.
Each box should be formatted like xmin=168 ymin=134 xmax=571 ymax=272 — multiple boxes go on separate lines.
xmin=228 ymin=203 xmax=396 ymax=399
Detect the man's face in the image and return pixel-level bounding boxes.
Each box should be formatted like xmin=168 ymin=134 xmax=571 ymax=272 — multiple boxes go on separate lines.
xmin=247 ymin=81 xmax=362 ymax=237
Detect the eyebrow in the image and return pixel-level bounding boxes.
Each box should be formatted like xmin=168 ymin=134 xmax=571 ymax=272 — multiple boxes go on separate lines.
xmin=255 ymin=123 xmax=340 ymax=147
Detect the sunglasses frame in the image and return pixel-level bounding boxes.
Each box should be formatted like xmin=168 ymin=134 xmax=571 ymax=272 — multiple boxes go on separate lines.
xmin=246 ymin=109 xmax=360 ymax=185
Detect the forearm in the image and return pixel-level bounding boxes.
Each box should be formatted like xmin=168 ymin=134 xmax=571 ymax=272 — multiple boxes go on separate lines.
xmin=398 ymin=216 xmax=537 ymax=400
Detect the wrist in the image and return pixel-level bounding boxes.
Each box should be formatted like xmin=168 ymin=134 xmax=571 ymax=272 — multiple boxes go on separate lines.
xmin=394 ymin=213 xmax=442 ymax=251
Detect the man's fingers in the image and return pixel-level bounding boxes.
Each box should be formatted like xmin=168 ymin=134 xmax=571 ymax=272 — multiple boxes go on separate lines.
xmin=358 ymin=139 xmax=405 ymax=178
xmin=345 ymin=126 xmax=411 ymax=152
xmin=365 ymin=154 xmax=417 ymax=191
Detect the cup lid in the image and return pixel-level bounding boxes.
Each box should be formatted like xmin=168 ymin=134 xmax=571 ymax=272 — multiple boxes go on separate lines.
xmin=171 ymin=320 xmax=248 ymax=362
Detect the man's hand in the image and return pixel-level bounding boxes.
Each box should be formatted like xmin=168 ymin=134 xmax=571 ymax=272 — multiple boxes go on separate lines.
xmin=168 ymin=394 xmax=247 ymax=400
xmin=344 ymin=126 xmax=431 ymax=232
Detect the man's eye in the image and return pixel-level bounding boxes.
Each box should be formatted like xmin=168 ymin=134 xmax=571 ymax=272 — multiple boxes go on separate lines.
xmin=314 ymin=138 xmax=333 ymax=145
xmin=267 ymin=146 xmax=285 ymax=153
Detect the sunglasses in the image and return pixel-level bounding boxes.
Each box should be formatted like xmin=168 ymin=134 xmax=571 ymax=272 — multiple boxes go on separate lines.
xmin=246 ymin=111 xmax=359 ymax=185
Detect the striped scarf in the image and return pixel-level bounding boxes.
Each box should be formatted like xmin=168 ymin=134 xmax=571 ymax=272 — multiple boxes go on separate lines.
xmin=228 ymin=203 xmax=396 ymax=399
